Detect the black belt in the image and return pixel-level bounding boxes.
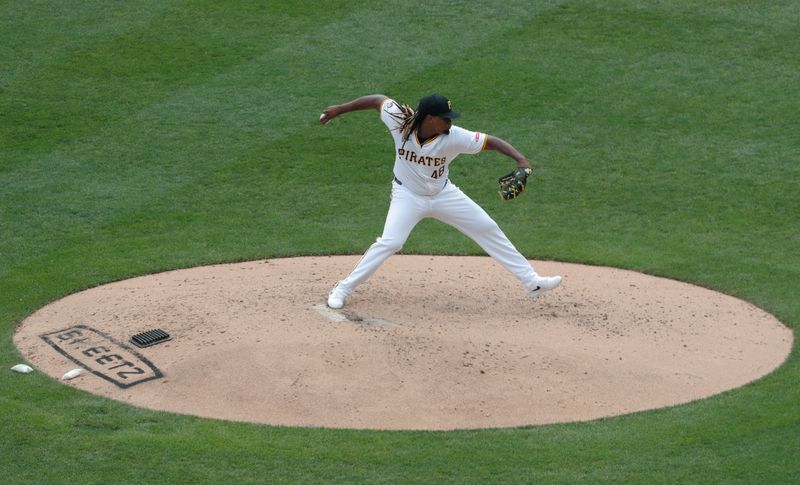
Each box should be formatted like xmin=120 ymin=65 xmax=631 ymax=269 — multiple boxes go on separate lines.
xmin=393 ymin=176 xmax=448 ymax=188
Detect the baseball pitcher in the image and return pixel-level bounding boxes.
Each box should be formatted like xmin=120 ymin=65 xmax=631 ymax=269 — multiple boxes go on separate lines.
xmin=320 ymin=93 xmax=561 ymax=309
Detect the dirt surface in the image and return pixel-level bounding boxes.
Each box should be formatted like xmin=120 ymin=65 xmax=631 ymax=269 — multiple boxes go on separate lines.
xmin=13 ymin=256 xmax=793 ymax=430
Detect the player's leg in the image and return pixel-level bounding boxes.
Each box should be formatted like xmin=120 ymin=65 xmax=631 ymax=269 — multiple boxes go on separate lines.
xmin=431 ymin=184 xmax=561 ymax=296
xmin=328 ymin=182 xmax=424 ymax=308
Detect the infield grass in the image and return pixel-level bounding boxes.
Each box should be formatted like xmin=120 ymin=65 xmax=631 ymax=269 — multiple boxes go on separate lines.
xmin=1 ymin=0 xmax=798 ymax=483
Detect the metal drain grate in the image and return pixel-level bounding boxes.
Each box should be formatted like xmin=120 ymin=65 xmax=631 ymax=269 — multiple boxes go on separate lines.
xmin=130 ymin=329 xmax=172 ymax=348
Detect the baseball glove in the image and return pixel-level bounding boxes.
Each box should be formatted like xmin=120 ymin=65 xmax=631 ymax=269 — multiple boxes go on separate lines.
xmin=498 ymin=167 xmax=532 ymax=201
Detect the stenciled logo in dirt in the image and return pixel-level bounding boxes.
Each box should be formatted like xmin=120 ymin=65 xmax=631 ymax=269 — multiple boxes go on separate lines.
xmin=40 ymin=324 xmax=163 ymax=389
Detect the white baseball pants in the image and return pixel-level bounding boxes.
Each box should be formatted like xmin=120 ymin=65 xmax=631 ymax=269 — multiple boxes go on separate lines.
xmin=337 ymin=180 xmax=541 ymax=295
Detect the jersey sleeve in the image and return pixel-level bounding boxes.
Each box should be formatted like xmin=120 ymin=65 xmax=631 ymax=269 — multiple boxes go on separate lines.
xmin=448 ymin=126 xmax=488 ymax=155
xmin=379 ymin=98 xmax=404 ymax=131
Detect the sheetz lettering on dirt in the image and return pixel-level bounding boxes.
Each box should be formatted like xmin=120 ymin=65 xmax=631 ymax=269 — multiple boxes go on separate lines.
xmin=40 ymin=324 xmax=163 ymax=388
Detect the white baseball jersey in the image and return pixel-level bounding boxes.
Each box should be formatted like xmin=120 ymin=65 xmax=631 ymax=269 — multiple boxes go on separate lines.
xmin=380 ymin=98 xmax=487 ymax=196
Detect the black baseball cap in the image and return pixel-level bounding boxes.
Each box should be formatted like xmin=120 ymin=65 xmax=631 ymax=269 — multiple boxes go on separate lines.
xmin=417 ymin=93 xmax=460 ymax=119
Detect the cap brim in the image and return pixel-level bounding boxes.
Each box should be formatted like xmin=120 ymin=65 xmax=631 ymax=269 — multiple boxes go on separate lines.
xmin=442 ymin=110 xmax=460 ymax=119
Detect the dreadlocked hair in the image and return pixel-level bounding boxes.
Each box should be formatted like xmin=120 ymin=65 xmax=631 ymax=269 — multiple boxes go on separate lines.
xmin=387 ymin=103 xmax=424 ymax=146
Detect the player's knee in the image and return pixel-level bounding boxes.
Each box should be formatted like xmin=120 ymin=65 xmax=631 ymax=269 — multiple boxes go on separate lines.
xmin=377 ymin=237 xmax=404 ymax=253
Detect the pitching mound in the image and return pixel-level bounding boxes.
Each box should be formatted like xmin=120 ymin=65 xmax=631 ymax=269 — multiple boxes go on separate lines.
xmin=13 ymin=256 xmax=792 ymax=430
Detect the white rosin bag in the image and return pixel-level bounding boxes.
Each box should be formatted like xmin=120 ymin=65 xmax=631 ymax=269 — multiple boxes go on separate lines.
xmin=61 ymin=368 xmax=83 ymax=380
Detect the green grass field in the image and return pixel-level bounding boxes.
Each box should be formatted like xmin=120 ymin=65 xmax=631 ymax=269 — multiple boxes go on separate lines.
xmin=2 ymin=0 xmax=798 ymax=482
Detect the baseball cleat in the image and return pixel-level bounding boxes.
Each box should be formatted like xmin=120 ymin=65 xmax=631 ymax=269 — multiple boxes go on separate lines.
xmin=528 ymin=275 xmax=562 ymax=298
xmin=327 ymin=284 xmax=347 ymax=309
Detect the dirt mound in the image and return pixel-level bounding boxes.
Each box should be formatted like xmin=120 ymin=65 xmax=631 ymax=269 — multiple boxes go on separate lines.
xmin=13 ymin=256 xmax=792 ymax=430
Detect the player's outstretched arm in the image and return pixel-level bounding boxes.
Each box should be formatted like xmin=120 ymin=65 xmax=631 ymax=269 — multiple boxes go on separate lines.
xmin=319 ymin=95 xmax=388 ymax=125
xmin=484 ymin=135 xmax=532 ymax=170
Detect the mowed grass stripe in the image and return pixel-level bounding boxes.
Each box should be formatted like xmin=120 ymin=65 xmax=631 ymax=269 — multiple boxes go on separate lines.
xmin=0 ymin=1 xmax=174 ymax=92
xmin=0 ymin=1 xmax=368 ymax=160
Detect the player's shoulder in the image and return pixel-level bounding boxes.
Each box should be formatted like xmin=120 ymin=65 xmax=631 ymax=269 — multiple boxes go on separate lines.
xmin=448 ymin=124 xmax=481 ymax=140
xmin=445 ymin=124 xmax=486 ymax=152
xmin=381 ymin=98 xmax=401 ymax=114
xmin=380 ymin=98 xmax=408 ymax=131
